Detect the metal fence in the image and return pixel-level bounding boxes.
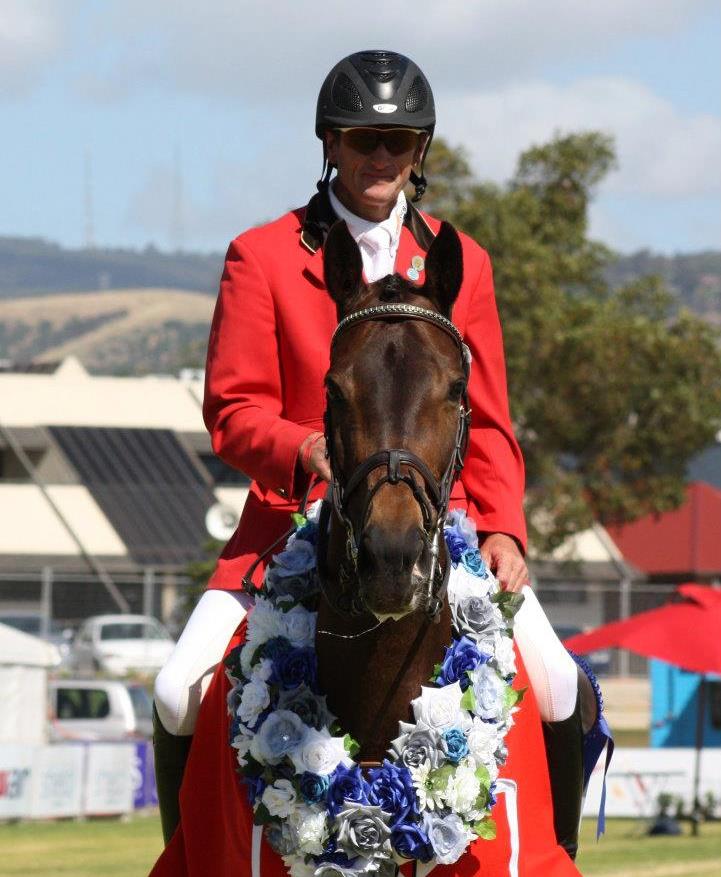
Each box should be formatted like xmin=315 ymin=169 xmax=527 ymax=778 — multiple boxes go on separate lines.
xmin=0 ymin=567 xmax=197 ymax=640
xmin=0 ymin=567 xmax=691 ymax=676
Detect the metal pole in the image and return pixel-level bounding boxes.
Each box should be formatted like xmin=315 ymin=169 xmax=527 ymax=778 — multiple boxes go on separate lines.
xmin=143 ymin=567 xmax=155 ymax=618
xmin=0 ymin=421 xmax=130 ymax=613
xmin=691 ymin=675 xmax=707 ymax=837
xmin=619 ymin=575 xmax=631 ymax=677
xmin=40 ymin=566 xmax=53 ymax=638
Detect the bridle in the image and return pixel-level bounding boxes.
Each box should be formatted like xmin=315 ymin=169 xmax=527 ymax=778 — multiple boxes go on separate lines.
xmin=319 ymin=303 xmax=472 ymax=625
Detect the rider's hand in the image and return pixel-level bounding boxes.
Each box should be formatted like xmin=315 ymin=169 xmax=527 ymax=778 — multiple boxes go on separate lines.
xmin=479 ymin=532 xmax=530 ymax=593
xmin=299 ymin=432 xmax=332 ymax=482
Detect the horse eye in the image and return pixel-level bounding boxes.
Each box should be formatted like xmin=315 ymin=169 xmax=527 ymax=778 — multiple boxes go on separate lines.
xmin=449 ymin=379 xmax=466 ymax=401
xmin=325 ymin=377 xmax=345 ymax=404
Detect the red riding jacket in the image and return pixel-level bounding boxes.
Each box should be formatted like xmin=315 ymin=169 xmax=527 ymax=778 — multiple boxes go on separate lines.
xmin=203 ymin=191 xmax=527 ymax=590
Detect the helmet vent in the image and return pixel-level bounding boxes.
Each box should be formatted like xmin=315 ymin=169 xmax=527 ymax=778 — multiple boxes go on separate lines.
xmin=371 ymin=70 xmax=397 ymax=83
xmin=405 ymin=76 xmax=428 ymax=113
xmin=332 ymin=72 xmax=364 ymax=113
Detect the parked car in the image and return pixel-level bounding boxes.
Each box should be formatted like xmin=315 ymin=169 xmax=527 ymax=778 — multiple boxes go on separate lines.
xmin=48 ymin=678 xmax=153 ymax=740
xmin=71 ymin=614 xmax=174 ymax=676
xmin=0 ymin=611 xmax=75 ymax=667
xmin=554 ymin=624 xmax=612 ymax=676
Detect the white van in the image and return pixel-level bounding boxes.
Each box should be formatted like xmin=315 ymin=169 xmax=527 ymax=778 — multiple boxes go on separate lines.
xmin=49 ymin=679 xmax=154 ymax=741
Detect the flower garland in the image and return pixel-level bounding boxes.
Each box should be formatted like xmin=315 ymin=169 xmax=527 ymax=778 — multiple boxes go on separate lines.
xmin=225 ymin=504 xmax=524 ymax=877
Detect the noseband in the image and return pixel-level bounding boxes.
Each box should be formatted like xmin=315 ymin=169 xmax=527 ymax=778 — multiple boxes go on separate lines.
xmin=321 ymin=303 xmax=472 ymax=623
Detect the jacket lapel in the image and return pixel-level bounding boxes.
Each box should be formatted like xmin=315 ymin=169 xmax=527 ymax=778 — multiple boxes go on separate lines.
xmin=299 ymin=189 xmax=438 ymax=288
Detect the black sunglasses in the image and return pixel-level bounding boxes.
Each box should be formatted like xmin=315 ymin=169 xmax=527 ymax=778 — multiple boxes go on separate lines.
xmin=336 ymin=127 xmax=424 ymax=156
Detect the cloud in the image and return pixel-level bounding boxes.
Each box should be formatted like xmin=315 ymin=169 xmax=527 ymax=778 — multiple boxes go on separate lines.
xmin=0 ymin=0 xmax=65 ymax=97
xmin=75 ymin=0 xmax=717 ymax=102
xmin=441 ymin=77 xmax=721 ymax=199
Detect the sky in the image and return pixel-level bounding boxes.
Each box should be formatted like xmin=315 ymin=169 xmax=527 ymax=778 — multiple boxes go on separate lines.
xmin=1 ymin=0 xmax=719 ymax=256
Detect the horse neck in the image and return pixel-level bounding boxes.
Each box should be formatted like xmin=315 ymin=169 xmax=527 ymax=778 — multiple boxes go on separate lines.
xmin=315 ymin=599 xmax=451 ymax=763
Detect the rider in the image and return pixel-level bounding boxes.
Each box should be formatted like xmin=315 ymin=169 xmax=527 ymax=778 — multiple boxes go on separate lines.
xmin=153 ymin=50 xmax=601 ymax=864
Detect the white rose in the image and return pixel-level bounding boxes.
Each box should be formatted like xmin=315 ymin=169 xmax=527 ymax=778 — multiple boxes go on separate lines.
xmin=305 ymin=499 xmax=323 ymax=524
xmin=492 ymin=633 xmax=516 ymax=677
xmin=283 ymin=605 xmax=317 ymax=648
xmin=468 ymin=664 xmax=507 ymax=723
xmin=289 ymin=807 xmax=329 ymax=855
xmin=447 ymin=565 xmax=493 ymax=608
xmin=411 ymin=683 xmax=471 ymax=733
xmin=290 ymin=727 xmax=346 ymax=776
xmin=444 ymin=762 xmax=481 ymax=815
xmin=465 ymin=717 xmax=500 ymax=766
xmin=238 ymin=678 xmax=271 ymax=726
xmin=231 ymin=731 xmax=252 ymax=767
xmin=261 ymin=778 xmax=297 ymax=818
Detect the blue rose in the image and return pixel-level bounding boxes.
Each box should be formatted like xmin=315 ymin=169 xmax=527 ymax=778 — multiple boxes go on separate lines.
xmin=459 ymin=548 xmax=488 ymax=578
xmin=391 ymin=819 xmax=434 ymax=862
xmin=367 ymin=760 xmax=418 ymax=825
xmin=327 ymin=764 xmax=370 ymax=818
xmin=436 ymin=635 xmax=489 ymax=690
xmin=271 ymin=646 xmax=318 ymax=691
xmin=295 ymin=522 xmax=318 ymax=545
xmin=262 ymin=636 xmax=292 ymax=662
xmin=252 ymin=709 xmax=306 ymax=763
xmin=243 ymin=773 xmax=266 ymax=805
xmin=488 ymin=782 xmax=497 ymax=808
xmin=445 ymin=509 xmax=479 ymax=548
xmin=441 ymin=728 xmax=469 ymax=764
xmin=299 ymin=771 xmax=330 ymax=805
xmin=444 ymin=530 xmax=467 ymax=563
xmin=272 ymin=538 xmax=316 ymax=577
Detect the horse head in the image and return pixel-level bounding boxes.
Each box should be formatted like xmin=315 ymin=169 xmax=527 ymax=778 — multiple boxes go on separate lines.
xmin=321 ymin=219 xmax=468 ymax=622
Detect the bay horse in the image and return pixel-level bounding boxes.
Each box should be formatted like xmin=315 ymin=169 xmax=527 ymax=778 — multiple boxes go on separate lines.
xmin=149 ymin=220 xmax=587 ymax=877
xmin=315 ymin=219 xmax=468 ymax=763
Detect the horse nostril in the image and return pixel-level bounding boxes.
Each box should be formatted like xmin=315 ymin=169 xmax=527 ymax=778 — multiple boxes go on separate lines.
xmin=361 ymin=524 xmax=424 ymax=575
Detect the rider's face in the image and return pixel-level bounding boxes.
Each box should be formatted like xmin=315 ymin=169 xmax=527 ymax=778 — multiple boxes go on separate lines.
xmin=325 ymin=129 xmax=426 ymax=222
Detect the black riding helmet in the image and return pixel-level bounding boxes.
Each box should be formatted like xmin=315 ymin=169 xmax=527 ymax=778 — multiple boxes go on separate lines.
xmin=316 ymin=50 xmax=435 ymax=202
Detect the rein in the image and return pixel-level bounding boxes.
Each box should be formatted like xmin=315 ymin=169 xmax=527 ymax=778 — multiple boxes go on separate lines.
xmin=321 ymin=303 xmax=472 ymax=624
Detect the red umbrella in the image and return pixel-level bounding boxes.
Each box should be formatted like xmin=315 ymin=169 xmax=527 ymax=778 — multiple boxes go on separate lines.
xmin=563 ymin=583 xmax=721 ymax=675
xmin=563 ymin=583 xmax=721 ymax=834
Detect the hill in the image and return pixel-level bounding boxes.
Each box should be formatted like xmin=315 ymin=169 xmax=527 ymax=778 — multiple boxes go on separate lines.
xmin=0 ymin=289 xmax=214 ymax=375
xmin=0 ymin=237 xmax=222 ymax=299
xmin=1 ymin=236 xmax=719 ymax=321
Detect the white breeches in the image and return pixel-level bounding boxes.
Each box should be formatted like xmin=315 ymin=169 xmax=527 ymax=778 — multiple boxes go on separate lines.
xmin=154 ymin=589 xmax=253 ymax=736
xmin=154 ymin=583 xmax=577 ymax=737
xmin=515 ymin=586 xmax=579 ymax=722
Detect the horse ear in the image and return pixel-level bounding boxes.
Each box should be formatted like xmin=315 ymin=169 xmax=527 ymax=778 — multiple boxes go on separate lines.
xmin=423 ymin=221 xmax=463 ymax=316
xmin=323 ymin=221 xmax=364 ymax=316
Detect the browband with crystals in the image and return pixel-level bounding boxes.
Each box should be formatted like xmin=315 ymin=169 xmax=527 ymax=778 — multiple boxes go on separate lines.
xmin=332 ymin=303 xmax=465 ymax=351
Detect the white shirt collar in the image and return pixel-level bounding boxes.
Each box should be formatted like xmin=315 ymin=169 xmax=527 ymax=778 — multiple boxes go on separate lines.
xmin=328 ymin=183 xmax=407 ymax=253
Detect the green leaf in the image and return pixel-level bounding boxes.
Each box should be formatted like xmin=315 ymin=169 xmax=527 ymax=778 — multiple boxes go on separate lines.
xmin=291 ymin=512 xmax=307 ymax=529
xmin=241 ymin=754 xmax=264 ymax=778
xmin=491 ymin=591 xmax=525 ymax=620
xmin=430 ymin=662 xmax=443 ymax=682
xmin=460 ymin=685 xmax=476 ymax=712
xmin=428 ymin=765 xmax=455 ymax=791
xmin=472 ymin=817 xmax=496 ymax=840
xmin=253 ymin=803 xmax=273 ymax=826
xmin=344 ymin=734 xmax=360 ymax=757
xmin=474 ymin=763 xmax=490 ymax=787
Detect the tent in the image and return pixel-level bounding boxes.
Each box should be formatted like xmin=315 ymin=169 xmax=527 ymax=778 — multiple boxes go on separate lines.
xmin=0 ymin=621 xmax=60 ymax=744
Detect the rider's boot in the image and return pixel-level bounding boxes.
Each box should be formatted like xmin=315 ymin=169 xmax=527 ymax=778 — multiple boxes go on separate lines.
xmin=153 ymin=703 xmax=193 ymax=845
xmin=542 ymin=666 xmax=598 ymax=860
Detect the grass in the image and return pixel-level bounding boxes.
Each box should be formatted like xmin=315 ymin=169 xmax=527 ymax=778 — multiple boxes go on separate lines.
xmin=0 ymin=815 xmax=719 ymax=876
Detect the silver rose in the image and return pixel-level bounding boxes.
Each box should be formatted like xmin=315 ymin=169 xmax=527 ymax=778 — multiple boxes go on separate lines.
xmin=265 ymin=821 xmax=297 ymax=856
xmin=335 ymin=803 xmax=392 ymax=861
xmin=389 ymin=721 xmax=442 ymax=769
xmin=422 ymin=812 xmax=471 ymax=865
xmin=277 ymin=684 xmax=335 ymax=731
xmin=452 ymin=594 xmax=501 ymax=641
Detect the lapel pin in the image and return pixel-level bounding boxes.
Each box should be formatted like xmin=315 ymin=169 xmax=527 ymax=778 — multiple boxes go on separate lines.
xmin=411 ymin=255 xmax=425 ymax=272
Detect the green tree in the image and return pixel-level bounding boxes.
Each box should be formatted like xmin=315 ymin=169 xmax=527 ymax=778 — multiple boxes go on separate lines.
xmin=421 ymin=133 xmax=721 ymax=553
